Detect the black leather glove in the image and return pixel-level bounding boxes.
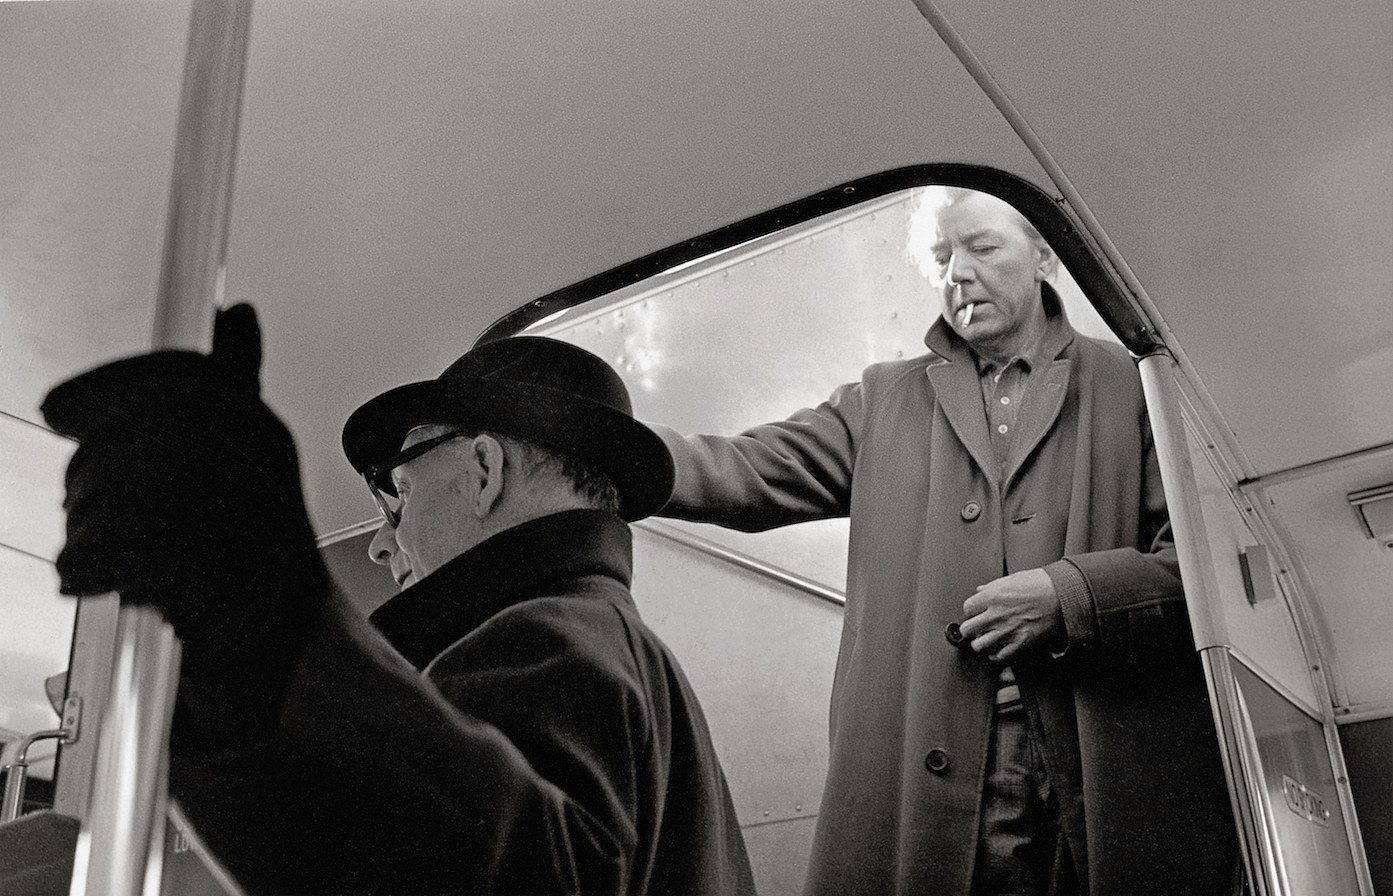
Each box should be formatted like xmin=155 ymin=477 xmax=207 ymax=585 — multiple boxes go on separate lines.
xmin=41 ymin=304 xmax=326 ymax=751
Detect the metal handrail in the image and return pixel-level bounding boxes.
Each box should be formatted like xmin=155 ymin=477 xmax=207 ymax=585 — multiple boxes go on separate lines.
xmin=637 ymin=519 xmax=847 ymax=607
xmin=1 ymin=729 xmax=71 ymax=823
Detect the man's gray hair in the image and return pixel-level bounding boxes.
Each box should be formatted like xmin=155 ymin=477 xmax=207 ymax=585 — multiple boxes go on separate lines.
xmin=408 ymin=423 xmax=622 ymax=513
xmin=493 ymin=432 xmax=622 ymax=514
xmin=904 ymin=185 xmax=1056 ymax=283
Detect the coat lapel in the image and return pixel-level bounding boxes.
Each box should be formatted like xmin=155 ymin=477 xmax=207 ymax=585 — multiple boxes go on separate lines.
xmin=1004 ymin=357 xmax=1071 ymax=489
xmin=925 ymin=355 xmax=1001 ymax=488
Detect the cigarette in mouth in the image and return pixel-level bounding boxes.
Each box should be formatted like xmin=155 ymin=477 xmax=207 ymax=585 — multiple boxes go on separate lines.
xmin=959 ymin=303 xmax=974 ymax=327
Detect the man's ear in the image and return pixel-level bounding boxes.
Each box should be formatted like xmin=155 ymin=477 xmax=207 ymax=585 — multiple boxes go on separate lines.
xmin=1034 ymin=239 xmax=1059 ymax=282
xmin=468 ymin=434 xmax=508 ymax=516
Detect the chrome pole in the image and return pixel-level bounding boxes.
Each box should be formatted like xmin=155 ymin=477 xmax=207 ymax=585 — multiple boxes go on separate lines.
xmin=1135 ymin=351 xmax=1227 ymax=650
xmin=1137 ymin=351 xmax=1271 ymax=893
xmin=69 ymin=1 xmax=253 ymax=894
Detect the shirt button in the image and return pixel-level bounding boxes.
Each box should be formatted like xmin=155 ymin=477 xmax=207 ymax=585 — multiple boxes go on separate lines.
xmin=1000 ymin=396 xmax=1010 ymax=405
xmin=925 ymin=749 xmax=951 ymax=774
xmin=997 ymin=424 xmax=1009 ymax=434
xmin=960 ymin=501 xmax=982 ymax=521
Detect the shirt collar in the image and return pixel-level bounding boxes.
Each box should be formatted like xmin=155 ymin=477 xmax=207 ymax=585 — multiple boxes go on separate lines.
xmin=369 ymin=509 xmax=634 ymax=670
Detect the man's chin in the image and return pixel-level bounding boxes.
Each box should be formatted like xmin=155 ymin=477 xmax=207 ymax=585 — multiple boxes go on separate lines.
xmin=959 ymin=321 xmax=1001 ymax=345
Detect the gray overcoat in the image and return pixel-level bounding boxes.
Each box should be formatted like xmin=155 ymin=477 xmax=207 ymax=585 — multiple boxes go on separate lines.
xmin=657 ymin=308 xmax=1235 ymax=895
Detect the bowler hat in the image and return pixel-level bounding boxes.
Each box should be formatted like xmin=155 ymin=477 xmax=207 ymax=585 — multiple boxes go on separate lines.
xmin=342 ymin=336 xmax=674 ymax=521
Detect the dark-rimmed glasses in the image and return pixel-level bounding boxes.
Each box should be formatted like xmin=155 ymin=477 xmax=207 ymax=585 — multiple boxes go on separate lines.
xmin=363 ymin=429 xmax=470 ymax=527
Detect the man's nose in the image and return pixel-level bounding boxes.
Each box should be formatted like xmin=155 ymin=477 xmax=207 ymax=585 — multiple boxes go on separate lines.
xmin=367 ymin=522 xmax=396 ymax=566
xmin=945 ymin=253 xmax=972 ymax=285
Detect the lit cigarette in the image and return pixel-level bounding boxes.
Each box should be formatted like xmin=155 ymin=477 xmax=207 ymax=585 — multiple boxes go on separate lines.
xmin=959 ymin=303 xmax=974 ymax=327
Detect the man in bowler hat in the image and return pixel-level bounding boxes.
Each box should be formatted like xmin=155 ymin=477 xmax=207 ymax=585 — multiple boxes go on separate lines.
xmin=37 ymin=306 xmax=755 ymax=895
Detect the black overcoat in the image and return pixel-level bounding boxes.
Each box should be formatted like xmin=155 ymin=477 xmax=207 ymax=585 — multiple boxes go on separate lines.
xmin=173 ymin=510 xmax=755 ymax=895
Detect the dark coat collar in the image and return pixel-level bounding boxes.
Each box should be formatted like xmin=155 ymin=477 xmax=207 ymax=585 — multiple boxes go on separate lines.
xmin=923 ymin=281 xmax=1075 ymax=366
xmin=369 ymin=509 xmax=634 ymax=670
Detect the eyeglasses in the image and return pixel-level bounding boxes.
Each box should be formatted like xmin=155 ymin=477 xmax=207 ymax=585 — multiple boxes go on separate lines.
xmin=363 ymin=429 xmax=469 ymax=527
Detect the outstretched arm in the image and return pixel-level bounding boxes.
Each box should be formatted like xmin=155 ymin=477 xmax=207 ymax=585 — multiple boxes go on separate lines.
xmin=652 ymin=379 xmax=867 ymax=531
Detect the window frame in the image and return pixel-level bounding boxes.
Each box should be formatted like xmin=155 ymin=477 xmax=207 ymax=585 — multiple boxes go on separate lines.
xmin=477 ymin=164 xmax=1160 ymax=357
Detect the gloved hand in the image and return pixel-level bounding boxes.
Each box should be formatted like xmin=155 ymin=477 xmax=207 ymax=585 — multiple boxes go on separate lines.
xmin=41 ymin=304 xmax=326 ymax=751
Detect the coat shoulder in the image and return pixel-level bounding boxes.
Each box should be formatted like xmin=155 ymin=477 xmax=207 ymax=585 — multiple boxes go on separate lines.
xmin=858 ymin=352 xmax=938 ymax=396
xmin=1072 ymin=332 xmax=1136 ymax=372
xmin=1070 ymin=334 xmax=1145 ymax=405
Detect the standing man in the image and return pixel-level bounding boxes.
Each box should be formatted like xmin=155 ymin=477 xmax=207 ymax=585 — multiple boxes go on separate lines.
xmin=42 ymin=313 xmax=755 ymax=894
xmin=652 ymin=187 xmax=1234 ymax=895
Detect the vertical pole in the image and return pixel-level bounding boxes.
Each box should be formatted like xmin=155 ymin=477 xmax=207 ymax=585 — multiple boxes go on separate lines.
xmin=151 ymin=0 xmax=255 ymax=352
xmin=1135 ymin=351 xmax=1227 ymax=650
xmin=1137 ymin=351 xmax=1271 ymax=893
xmin=69 ymin=2 xmax=253 ymax=894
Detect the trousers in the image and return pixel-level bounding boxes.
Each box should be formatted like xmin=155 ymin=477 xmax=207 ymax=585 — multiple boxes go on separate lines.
xmin=969 ymin=700 xmax=1080 ymax=896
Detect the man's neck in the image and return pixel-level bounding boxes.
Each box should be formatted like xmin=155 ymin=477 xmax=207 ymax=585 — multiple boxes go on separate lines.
xmin=971 ymin=298 xmax=1051 ymax=368
xmin=972 ymin=328 xmax=1042 ymax=369
xmin=477 ymin=489 xmax=604 ymax=546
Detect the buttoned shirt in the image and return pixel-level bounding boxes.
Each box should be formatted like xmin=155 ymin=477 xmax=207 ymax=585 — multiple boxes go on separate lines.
xmin=968 ymin=309 xmax=1098 ymax=695
xmin=975 ymin=344 xmax=1047 ymax=479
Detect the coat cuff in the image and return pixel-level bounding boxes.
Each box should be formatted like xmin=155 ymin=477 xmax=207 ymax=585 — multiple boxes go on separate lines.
xmin=1043 ymin=558 xmax=1097 ymax=655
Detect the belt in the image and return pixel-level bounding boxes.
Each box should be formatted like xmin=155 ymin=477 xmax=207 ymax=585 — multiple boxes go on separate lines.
xmin=995 ymin=665 xmax=1020 ymax=707
xmin=994 ymin=682 xmax=1022 ymax=707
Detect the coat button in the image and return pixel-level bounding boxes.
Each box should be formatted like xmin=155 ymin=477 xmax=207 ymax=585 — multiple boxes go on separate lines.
xmin=924 ymin=748 xmax=950 ymax=774
xmin=944 ymin=622 xmax=969 ymax=649
xmin=960 ymin=501 xmax=982 ymax=521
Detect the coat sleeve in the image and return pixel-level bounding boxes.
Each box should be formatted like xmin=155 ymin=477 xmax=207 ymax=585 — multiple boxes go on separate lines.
xmin=651 ymin=379 xmax=866 ymax=531
xmin=169 ymin=591 xmax=649 ymax=895
xmin=1057 ymin=410 xmax=1195 ymax=675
